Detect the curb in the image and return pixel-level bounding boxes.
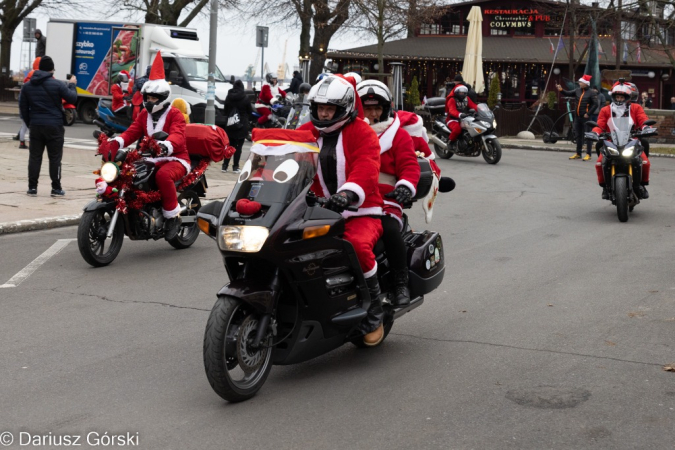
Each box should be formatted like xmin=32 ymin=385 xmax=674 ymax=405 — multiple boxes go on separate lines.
xmin=0 ymin=214 xmax=81 ymax=235
xmin=502 ymin=142 xmax=675 ymax=158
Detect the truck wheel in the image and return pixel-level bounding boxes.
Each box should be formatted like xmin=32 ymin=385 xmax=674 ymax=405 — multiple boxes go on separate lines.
xmin=78 ymin=100 xmax=97 ymax=124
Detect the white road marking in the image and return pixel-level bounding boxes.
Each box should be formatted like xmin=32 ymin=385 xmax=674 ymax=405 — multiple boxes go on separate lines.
xmin=0 ymin=239 xmax=75 ymax=288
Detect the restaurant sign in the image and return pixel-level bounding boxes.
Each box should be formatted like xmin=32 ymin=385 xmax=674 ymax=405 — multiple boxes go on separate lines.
xmin=485 ymin=9 xmax=561 ymax=28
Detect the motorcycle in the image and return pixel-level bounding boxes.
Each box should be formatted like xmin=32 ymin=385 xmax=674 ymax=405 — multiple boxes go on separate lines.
xmin=251 ymin=97 xmax=292 ymax=129
xmin=425 ymin=97 xmax=502 ymax=164
xmin=77 ymin=131 xmax=208 ymax=267
xmin=63 ymin=100 xmax=77 ymax=126
xmin=198 ymin=130 xmax=446 ymax=402
xmin=585 ymin=118 xmax=657 ymax=222
xmin=283 ymin=95 xmax=311 ymax=130
xmin=93 ymin=98 xmax=132 ymax=138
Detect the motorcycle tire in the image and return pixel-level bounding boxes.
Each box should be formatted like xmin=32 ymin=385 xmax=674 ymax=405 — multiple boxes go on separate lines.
xmin=615 ymin=177 xmax=629 ymax=222
xmin=350 ymin=318 xmax=393 ymax=349
xmin=168 ymin=191 xmax=201 ymax=249
xmin=482 ymin=138 xmax=502 ymax=164
xmin=434 ymin=142 xmax=453 ymax=159
xmin=204 ymin=295 xmax=274 ymax=403
xmin=64 ymin=109 xmax=77 ymax=126
xmin=542 ymin=132 xmax=551 ymax=143
xmin=77 ymin=209 xmax=124 ymax=267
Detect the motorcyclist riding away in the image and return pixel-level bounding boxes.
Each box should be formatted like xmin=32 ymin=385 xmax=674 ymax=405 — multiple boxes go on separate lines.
xmin=257 ymin=73 xmax=286 ymax=125
xmin=357 ymin=79 xmax=420 ymax=307
xmin=590 ymin=82 xmax=651 ymax=200
xmin=445 ymin=85 xmax=479 ymax=145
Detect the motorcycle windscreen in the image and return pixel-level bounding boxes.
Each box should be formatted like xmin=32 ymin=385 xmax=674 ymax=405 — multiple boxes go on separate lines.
xmin=608 ymin=114 xmax=634 ymax=148
xmin=475 ymin=103 xmax=494 ymax=121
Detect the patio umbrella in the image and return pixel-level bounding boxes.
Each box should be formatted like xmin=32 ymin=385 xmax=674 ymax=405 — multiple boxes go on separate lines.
xmin=461 ymin=6 xmax=485 ymax=94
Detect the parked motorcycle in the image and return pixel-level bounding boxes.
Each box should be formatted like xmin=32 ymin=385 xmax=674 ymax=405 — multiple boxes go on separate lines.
xmin=425 ymin=97 xmax=502 ymax=164
xmin=63 ymin=100 xmax=77 ymax=126
xmin=77 ymin=131 xmax=207 ymax=267
xmin=585 ymin=118 xmax=657 ymax=222
xmin=198 ymin=131 xmax=446 ymax=402
xmin=93 ymin=98 xmax=132 ymax=138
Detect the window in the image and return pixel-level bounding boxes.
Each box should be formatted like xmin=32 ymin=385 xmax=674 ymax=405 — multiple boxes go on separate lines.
xmin=491 ymin=28 xmax=508 ymax=36
xmin=441 ymin=13 xmax=463 ymax=35
xmin=621 ymin=21 xmax=636 ymax=40
xmin=420 ymin=23 xmax=441 ymax=35
xmin=514 ymin=24 xmax=536 ymax=36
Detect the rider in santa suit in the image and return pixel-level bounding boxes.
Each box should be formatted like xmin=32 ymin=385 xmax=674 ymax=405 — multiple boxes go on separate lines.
xmin=445 ymin=85 xmax=479 ymax=145
xmin=256 ymin=73 xmax=286 ymax=125
xmin=106 ymin=51 xmax=189 ymax=240
xmin=111 ymin=70 xmax=131 ymax=114
xmin=357 ymin=79 xmax=420 ymax=307
xmin=299 ymin=75 xmax=386 ymax=346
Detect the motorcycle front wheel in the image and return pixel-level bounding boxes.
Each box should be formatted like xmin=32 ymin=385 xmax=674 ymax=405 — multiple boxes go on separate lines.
xmin=167 ymin=191 xmax=201 ymax=249
xmin=77 ymin=209 xmax=124 ymax=267
xmin=482 ymin=138 xmax=502 ymax=164
xmin=64 ymin=109 xmax=77 ymax=126
xmin=434 ymin=142 xmax=453 ymax=159
xmin=204 ymin=296 xmax=274 ymax=403
xmin=615 ymin=177 xmax=629 ymax=222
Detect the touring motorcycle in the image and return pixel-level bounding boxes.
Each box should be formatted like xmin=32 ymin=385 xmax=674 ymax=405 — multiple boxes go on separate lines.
xmin=77 ymin=131 xmax=207 ymax=267
xmin=585 ymin=118 xmax=657 ymax=222
xmin=93 ymin=98 xmax=133 ymax=137
xmin=198 ymin=130 xmax=448 ymax=402
xmin=425 ymin=97 xmax=502 ymax=164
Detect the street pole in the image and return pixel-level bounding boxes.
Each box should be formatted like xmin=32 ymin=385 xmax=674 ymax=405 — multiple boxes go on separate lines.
xmin=261 ymin=47 xmax=265 ymax=89
xmin=615 ymin=0 xmax=622 ymax=70
xmin=205 ymin=0 xmax=218 ymax=125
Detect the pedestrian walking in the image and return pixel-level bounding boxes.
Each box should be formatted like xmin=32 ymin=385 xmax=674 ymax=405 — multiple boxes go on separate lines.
xmin=34 ymin=30 xmax=46 ymax=58
xmin=222 ymin=79 xmax=252 ymax=173
xmin=19 ymin=56 xmax=78 ymax=197
xmin=288 ymin=70 xmax=303 ymax=95
xmin=557 ymin=74 xmax=599 ymax=161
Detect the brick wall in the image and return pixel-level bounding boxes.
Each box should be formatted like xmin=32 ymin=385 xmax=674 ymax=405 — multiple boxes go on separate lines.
xmin=647 ymin=110 xmax=675 ymax=144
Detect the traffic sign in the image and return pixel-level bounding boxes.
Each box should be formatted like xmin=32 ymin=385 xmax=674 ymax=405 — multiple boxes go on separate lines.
xmin=256 ymin=26 xmax=269 ymax=48
xmin=23 ymin=18 xmax=36 ymax=42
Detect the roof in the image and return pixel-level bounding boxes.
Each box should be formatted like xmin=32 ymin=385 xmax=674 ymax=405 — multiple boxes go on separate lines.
xmin=328 ymin=36 xmax=674 ymax=67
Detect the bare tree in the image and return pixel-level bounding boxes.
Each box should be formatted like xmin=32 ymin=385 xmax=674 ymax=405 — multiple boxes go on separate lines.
xmin=118 ymin=0 xmax=237 ymax=27
xmin=0 ymin=0 xmax=46 ymax=74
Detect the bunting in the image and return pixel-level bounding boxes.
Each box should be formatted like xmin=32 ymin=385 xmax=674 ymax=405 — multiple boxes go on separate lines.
xmin=612 ymin=39 xmax=617 ymax=56
xmin=636 ymin=42 xmax=642 ymax=63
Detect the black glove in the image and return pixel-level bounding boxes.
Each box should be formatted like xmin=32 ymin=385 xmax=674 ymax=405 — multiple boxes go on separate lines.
xmin=325 ymin=190 xmax=357 ymax=213
xmin=385 ymin=185 xmax=413 ymax=205
xmin=158 ymin=143 xmax=169 ymax=156
xmin=459 ymin=113 xmax=467 ymax=119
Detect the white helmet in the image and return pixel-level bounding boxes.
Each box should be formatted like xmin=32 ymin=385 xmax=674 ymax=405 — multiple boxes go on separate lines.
xmin=308 ymin=76 xmax=356 ymax=133
xmin=357 ymin=79 xmax=392 ymax=122
xmin=344 ymin=72 xmax=362 ymax=84
xmin=453 ymin=85 xmax=468 ymax=101
xmin=611 ymin=84 xmax=631 ymax=106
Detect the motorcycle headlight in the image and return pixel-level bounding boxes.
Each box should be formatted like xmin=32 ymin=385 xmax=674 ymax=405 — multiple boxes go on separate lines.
xmin=606 ymin=147 xmax=620 ymax=156
xmin=100 ymin=162 xmax=119 ymax=183
xmin=622 ymin=148 xmax=634 ymax=157
xmin=493 ymin=119 xmax=497 ymax=128
xmin=217 ymin=226 xmax=269 ymax=252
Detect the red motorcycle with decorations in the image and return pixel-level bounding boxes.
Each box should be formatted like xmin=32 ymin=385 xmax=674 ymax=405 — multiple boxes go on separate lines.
xmin=77 ymin=125 xmax=232 ymax=267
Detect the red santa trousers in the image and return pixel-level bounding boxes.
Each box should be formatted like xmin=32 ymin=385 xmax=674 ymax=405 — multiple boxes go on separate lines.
xmin=447 ymin=120 xmax=461 ymax=141
xmin=154 ymin=161 xmax=187 ymax=215
xmin=257 ymin=107 xmax=272 ymax=125
xmin=595 ymin=153 xmax=650 ymax=185
xmin=343 ymin=216 xmax=383 ymax=278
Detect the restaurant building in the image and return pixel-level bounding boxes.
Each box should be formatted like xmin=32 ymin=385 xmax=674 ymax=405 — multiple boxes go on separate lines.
xmin=328 ymin=0 xmax=675 ymax=109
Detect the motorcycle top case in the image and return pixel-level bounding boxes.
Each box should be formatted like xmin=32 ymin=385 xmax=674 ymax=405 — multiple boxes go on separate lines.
xmin=405 ymin=230 xmax=445 ymax=297
xmin=185 ymin=124 xmax=229 ymax=162
xmin=424 ymin=97 xmax=446 ymax=114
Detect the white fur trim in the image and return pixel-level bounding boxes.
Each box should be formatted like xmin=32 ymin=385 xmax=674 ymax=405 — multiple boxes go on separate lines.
xmin=315 ymin=137 xmax=331 ymax=197
xmin=400 ymin=113 xmax=429 ymax=142
xmin=363 ymin=262 xmax=378 ymax=279
xmin=113 ymin=136 xmax=125 ymax=149
xmin=336 ymin=133 xmax=346 ymax=191
xmin=145 ymin=156 xmax=191 ymax=174
xmin=342 ymin=206 xmax=382 ymax=219
xmin=383 ymin=199 xmax=403 ymax=211
xmin=163 ymin=203 xmax=181 ymax=219
xmin=371 ymin=117 xmax=394 ymax=135
xmin=142 ymin=79 xmax=171 ymax=95
xmin=158 ymin=140 xmax=174 ymax=156
xmin=378 ymin=115 xmax=400 ymax=154
xmin=339 ymin=182 xmax=366 ymax=207
xmin=395 ymin=179 xmax=417 ymax=197
xmin=146 ymin=107 xmax=171 ymax=137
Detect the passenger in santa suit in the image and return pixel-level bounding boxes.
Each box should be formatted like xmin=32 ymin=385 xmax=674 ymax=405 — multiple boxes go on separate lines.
xmin=590 ymin=82 xmax=651 ymax=200
xmin=106 ymin=51 xmax=189 ymax=240
xmin=256 ymin=73 xmax=286 ymax=125
xmin=112 ymin=71 xmax=131 ymax=115
xmin=357 ymin=79 xmax=420 ymax=307
xmin=397 ymin=109 xmax=441 ymax=177
xmin=445 ymin=85 xmax=478 ymax=144
xmin=298 ymin=75 xmax=386 ymax=346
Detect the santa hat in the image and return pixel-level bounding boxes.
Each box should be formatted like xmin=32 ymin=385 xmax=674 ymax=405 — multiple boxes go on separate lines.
xmin=578 ymin=74 xmax=592 ymax=85
xmin=141 ymin=51 xmax=171 ymax=96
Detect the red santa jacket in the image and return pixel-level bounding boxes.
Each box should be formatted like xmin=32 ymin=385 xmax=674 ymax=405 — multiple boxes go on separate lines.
xmin=446 ymin=95 xmax=479 ymax=122
xmin=113 ymin=106 xmax=190 ymax=173
xmin=111 ymin=84 xmax=128 ymax=112
xmin=258 ymin=83 xmax=286 ymax=105
xmin=592 ymin=103 xmax=649 ymax=135
xmin=374 ymin=113 xmax=421 ymax=212
xmin=299 ymin=118 xmax=383 ymax=218
xmin=397 ymin=110 xmax=441 ymax=177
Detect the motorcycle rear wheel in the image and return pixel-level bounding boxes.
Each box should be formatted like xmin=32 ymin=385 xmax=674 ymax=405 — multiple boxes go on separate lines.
xmin=77 ymin=209 xmax=124 ymax=267
xmin=168 ymin=191 xmax=201 ymax=249
xmin=434 ymin=142 xmax=453 ymax=159
xmin=64 ymin=109 xmax=77 ymax=126
xmin=204 ymin=296 xmax=274 ymax=403
xmin=615 ymin=177 xmax=629 ymax=222
xmin=482 ymin=138 xmax=502 ymax=164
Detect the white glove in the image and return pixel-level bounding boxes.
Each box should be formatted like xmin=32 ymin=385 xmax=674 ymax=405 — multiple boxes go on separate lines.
xmin=270 ymin=98 xmax=278 ymax=105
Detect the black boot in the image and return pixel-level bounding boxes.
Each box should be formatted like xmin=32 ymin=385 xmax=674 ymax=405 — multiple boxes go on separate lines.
xmin=639 ymin=185 xmax=649 ymax=199
xmin=164 ymin=216 xmax=182 ymax=240
xmin=359 ymin=275 xmax=384 ymax=337
xmin=392 ymin=269 xmax=411 ymax=307
xmin=601 ymin=187 xmax=609 ymax=200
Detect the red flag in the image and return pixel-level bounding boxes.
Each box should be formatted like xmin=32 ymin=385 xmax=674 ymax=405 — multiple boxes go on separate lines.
xmin=612 ymin=39 xmax=617 ymax=56
xmin=637 ymin=42 xmax=642 ymax=63
xmin=549 ymin=38 xmax=554 ymax=54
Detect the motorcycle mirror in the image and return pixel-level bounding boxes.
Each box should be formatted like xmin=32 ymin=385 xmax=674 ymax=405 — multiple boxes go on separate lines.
xmin=644 ymin=119 xmax=656 ymax=126
xmin=152 ymin=131 xmax=169 ymax=141
xmin=438 ymin=177 xmax=455 ymax=193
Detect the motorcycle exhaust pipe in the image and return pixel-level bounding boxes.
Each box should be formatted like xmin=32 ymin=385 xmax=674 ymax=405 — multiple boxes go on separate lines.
xmin=429 ymin=135 xmax=448 ymax=150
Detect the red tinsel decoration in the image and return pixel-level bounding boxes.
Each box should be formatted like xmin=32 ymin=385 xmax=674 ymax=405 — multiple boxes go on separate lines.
xmin=177 ymin=159 xmax=210 ymax=190
xmin=138 ymin=137 xmax=163 ymax=157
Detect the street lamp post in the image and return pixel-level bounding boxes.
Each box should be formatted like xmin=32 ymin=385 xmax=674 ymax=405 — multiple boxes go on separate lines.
xmin=205 ymin=0 xmax=218 ymax=125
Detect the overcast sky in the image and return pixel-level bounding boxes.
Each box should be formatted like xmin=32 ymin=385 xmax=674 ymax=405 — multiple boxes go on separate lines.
xmin=10 ymin=6 xmax=368 ymax=79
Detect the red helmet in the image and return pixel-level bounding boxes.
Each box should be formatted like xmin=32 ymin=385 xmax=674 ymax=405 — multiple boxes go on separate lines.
xmin=611 ymin=84 xmax=631 ymax=106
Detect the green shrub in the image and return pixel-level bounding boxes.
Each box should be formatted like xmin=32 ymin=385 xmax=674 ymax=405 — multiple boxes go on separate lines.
xmin=487 ymin=74 xmax=501 ymax=109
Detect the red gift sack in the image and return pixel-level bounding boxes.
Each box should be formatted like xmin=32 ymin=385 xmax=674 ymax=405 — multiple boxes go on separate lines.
xmin=185 ymin=124 xmax=230 ymax=162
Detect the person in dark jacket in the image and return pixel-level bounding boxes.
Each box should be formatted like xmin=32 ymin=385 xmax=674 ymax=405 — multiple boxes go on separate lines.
xmin=222 ymin=79 xmax=253 ymax=173
xmin=34 ymin=30 xmax=46 ymax=58
xmin=19 ymin=56 xmax=78 ymax=197
xmin=557 ymin=74 xmax=599 ymax=160
xmin=446 ymin=74 xmax=478 ymax=103
xmin=288 ymin=71 xmax=303 ymax=95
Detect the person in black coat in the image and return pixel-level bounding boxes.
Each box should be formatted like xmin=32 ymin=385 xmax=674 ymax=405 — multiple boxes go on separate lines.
xmin=19 ymin=56 xmax=78 ymax=197
xmin=222 ymin=79 xmax=253 ymax=173
xmin=288 ymin=71 xmax=303 ymax=95
xmin=557 ymin=74 xmax=599 ymax=160
xmin=34 ymin=30 xmax=46 ymax=58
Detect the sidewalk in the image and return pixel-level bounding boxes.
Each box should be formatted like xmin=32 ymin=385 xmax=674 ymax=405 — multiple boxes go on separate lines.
xmin=0 ymin=138 xmax=237 ymax=235
xmin=0 ymin=101 xmax=19 ymax=116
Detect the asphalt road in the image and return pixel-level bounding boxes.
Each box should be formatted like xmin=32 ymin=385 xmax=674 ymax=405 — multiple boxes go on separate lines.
xmin=1 ymin=149 xmax=674 ymax=449
xmin=0 ymin=116 xmax=99 ymax=150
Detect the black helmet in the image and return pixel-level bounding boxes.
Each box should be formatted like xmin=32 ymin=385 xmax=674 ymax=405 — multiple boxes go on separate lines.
xmin=299 ymin=82 xmax=312 ymax=95
xmin=265 ymin=73 xmax=277 ymax=84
